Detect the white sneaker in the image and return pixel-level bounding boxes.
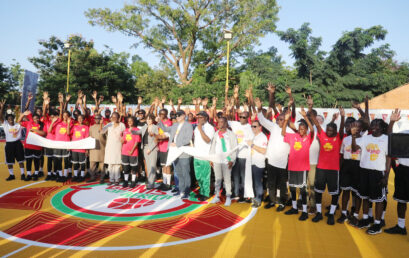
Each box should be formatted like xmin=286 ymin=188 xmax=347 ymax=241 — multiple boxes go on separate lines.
xmin=225 ymin=197 xmax=231 ymax=207
xmin=210 ymin=197 xmax=220 ymax=204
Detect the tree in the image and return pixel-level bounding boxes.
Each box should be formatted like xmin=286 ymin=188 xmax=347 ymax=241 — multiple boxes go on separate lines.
xmin=29 ymin=35 xmax=134 ymax=105
xmin=0 ymin=63 xmax=22 ymax=105
xmin=85 ymin=0 xmax=279 ymax=85
xmin=277 ymin=23 xmax=326 ymax=79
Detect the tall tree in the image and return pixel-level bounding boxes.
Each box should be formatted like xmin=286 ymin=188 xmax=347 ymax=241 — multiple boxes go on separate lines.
xmin=85 ymin=0 xmax=279 ymax=85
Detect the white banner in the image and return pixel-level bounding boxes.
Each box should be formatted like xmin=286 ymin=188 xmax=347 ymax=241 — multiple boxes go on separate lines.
xmin=26 ymin=132 xmax=96 ymax=150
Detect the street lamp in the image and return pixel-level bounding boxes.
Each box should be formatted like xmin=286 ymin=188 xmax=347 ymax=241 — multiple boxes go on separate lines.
xmin=64 ymin=42 xmax=71 ymax=93
xmin=223 ymin=29 xmax=232 ymax=104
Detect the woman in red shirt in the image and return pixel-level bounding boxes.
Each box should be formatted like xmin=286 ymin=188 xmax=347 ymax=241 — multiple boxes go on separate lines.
xmin=18 ymin=110 xmax=46 ymax=181
xmin=71 ymin=114 xmax=89 ymax=182
xmin=121 ymin=116 xmax=141 ymax=188
xmin=49 ymin=110 xmax=72 ymax=182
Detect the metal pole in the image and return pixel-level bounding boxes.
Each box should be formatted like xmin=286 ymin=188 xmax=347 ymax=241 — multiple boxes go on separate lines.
xmin=66 ymin=49 xmax=71 ymax=93
xmin=225 ymin=40 xmax=230 ymax=104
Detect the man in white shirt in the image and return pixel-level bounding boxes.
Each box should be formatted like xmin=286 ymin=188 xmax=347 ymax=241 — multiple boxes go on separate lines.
xmin=247 ymin=120 xmax=268 ymax=208
xmin=256 ymin=101 xmax=290 ymax=211
xmin=193 ymin=111 xmax=215 ymax=201
xmin=210 ymin=117 xmax=238 ymax=206
xmin=229 ymin=112 xmax=254 ymax=202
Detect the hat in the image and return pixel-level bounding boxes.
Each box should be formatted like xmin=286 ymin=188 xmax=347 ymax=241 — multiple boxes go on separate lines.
xmin=197 ymin=111 xmax=209 ymax=119
xmin=176 ymin=110 xmax=186 ymax=116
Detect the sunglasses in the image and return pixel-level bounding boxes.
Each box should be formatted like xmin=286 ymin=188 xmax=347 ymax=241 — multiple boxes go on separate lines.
xmin=176 ymin=114 xmax=183 ymax=117
xmin=137 ymin=112 xmax=144 ymax=115
xmin=240 ymin=116 xmax=248 ymax=119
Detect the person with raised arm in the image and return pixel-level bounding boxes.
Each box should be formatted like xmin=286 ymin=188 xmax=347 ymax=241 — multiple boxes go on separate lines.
xmin=282 ymin=106 xmax=314 ymax=221
xmin=120 ymin=116 xmax=141 ymax=188
xmin=0 ymin=100 xmax=26 ymax=181
xmin=310 ymin=106 xmax=345 ymax=225
xmin=255 ymin=96 xmax=290 ymax=211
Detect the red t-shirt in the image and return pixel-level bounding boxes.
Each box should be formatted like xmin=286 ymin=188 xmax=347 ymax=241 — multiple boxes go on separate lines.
xmin=41 ymin=115 xmax=55 ymax=140
xmin=71 ymin=124 xmax=89 ymax=153
xmin=121 ymin=127 xmax=141 ymax=156
xmin=20 ymin=115 xmax=43 ymax=150
xmin=158 ymin=119 xmax=172 ymax=152
xmin=317 ymin=131 xmax=342 ymax=170
xmin=54 ymin=119 xmax=71 ymax=142
xmin=284 ymin=133 xmax=312 ymax=171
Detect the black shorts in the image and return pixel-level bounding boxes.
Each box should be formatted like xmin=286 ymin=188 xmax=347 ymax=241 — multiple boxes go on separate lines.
xmin=340 ymin=159 xmax=361 ymax=191
xmin=393 ymin=164 xmax=409 ymax=203
xmin=288 ymin=170 xmax=308 ymax=188
xmin=5 ymin=141 xmax=25 ymax=165
xmin=122 ymin=155 xmax=138 ymax=167
xmin=45 ymin=148 xmax=54 ymax=157
xmin=24 ymin=148 xmax=42 ymax=159
xmin=159 ymin=151 xmax=168 ymax=166
xmin=54 ymin=149 xmax=70 ymax=158
xmin=314 ymin=168 xmax=339 ymax=195
xmin=71 ymin=151 xmax=86 ymax=164
xmin=357 ymin=168 xmax=386 ymax=202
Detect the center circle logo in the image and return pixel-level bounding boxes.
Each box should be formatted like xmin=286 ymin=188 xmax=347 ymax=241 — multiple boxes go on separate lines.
xmin=51 ymin=183 xmax=204 ymax=221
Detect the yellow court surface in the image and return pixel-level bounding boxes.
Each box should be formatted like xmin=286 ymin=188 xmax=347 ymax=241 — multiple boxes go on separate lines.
xmin=0 ymin=143 xmax=408 ymax=258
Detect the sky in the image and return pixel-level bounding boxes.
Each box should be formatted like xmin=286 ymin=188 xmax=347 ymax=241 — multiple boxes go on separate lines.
xmin=1 ymin=0 xmax=409 ymax=72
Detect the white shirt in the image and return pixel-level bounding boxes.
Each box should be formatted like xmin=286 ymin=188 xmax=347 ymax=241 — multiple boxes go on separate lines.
xmin=228 ymin=121 xmax=254 ymax=159
xmin=215 ymin=131 xmax=231 ymax=164
xmin=2 ymin=121 xmax=22 ymax=142
xmin=251 ymin=132 xmax=268 ymax=168
xmin=340 ymin=135 xmax=362 ymax=161
xmin=257 ymin=112 xmax=290 ymax=169
xmin=357 ymin=134 xmax=388 ymax=171
xmin=194 ymin=122 xmax=214 ymax=158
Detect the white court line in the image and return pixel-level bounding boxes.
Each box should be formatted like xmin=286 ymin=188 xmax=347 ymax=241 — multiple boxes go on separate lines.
xmin=0 ymin=181 xmax=45 ymax=198
xmin=2 ymin=245 xmax=31 ymax=257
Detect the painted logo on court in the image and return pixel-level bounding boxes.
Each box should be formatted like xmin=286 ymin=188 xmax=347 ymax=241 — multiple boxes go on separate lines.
xmin=51 ymin=183 xmax=205 ymax=221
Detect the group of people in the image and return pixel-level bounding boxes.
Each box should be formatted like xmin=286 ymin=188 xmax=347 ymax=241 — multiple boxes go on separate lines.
xmin=1 ymin=84 xmax=408 ymax=237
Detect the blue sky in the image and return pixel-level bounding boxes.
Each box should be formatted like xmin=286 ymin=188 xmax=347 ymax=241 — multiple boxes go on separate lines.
xmin=1 ymin=0 xmax=408 ymax=72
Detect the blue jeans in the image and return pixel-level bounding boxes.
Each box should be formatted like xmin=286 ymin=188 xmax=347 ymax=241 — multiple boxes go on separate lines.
xmin=232 ymin=158 xmax=246 ymax=197
xmin=174 ymin=157 xmax=191 ymax=196
xmin=252 ymin=165 xmax=264 ymax=203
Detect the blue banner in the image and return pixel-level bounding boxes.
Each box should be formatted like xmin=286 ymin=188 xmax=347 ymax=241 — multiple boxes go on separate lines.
xmin=21 ymin=70 xmax=39 ymax=113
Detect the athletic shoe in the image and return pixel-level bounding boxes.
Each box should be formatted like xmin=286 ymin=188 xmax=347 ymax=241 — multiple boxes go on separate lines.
xmin=264 ymin=202 xmax=275 ymax=209
xmin=276 ymin=204 xmax=285 ymax=212
xmin=6 ymin=175 xmax=15 ymax=181
xmin=198 ymin=196 xmax=208 ymax=202
xmin=210 ymin=197 xmax=220 ymax=204
xmin=45 ymin=175 xmax=53 ymax=181
xmin=114 ymin=182 xmax=120 ymax=186
xmin=171 ymin=188 xmax=179 ymax=193
xmin=181 ymin=194 xmax=189 ymax=200
xmin=348 ymin=216 xmax=359 ymax=227
xmin=238 ymin=197 xmax=246 ymax=203
xmin=107 ymin=182 xmax=114 ymax=186
xmin=50 ymin=174 xmax=56 ymax=181
xmin=358 ymin=218 xmax=371 ymax=229
xmin=162 ymin=184 xmax=172 ymax=191
xmin=327 ymin=214 xmax=335 ymax=225
xmin=130 ymin=181 xmax=137 ymax=188
xmin=284 ymin=208 xmax=298 ymax=215
xmin=24 ymin=175 xmax=32 ymax=181
xmin=99 ymin=179 xmax=105 ymax=184
xmin=224 ymin=197 xmax=231 ymax=207
xmin=21 ymin=174 xmax=26 ymax=181
xmin=77 ymin=176 xmax=84 ymax=182
xmin=38 ymin=171 xmax=44 ymax=177
xmin=172 ymin=191 xmax=180 ymax=196
xmin=384 ymin=225 xmax=407 ymax=235
xmin=252 ymin=200 xmax=261 ymax=208
xmin=122 ymin=181 xmax=129 ymax=188
xmin=285 ymin=199 xmax=292 ymax=206
xmin=32 ymin=175 xmax=38 ymax=181
xmin=245 ymin=198 xmax=252 ymax=203
xmin=299 ymin=212 xmax=308 ymax=221
xmin=57 ymin=176 xmax=67 ymax=183
xmin=380 ymin=219 xmax=385 ymax=228
xmin=72 ymin=176 xmax=78 ymax=182
xmin=231 ymin=195 xmax=239 ymax=201
xmin=263 ymin=195 xmax=270 ymax=203
xmin=337 ymin=214 xmax=348 ymax=224
xmin=367 ymin=223 xmax=382 ymax=235
xmin=312 ymin=212 xmax=323 ymax=223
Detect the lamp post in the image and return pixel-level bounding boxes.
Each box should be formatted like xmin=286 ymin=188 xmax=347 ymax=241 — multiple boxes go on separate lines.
xmin=64 ymin=42 xmax=71 ymax=93
xmin=224 ymin=29 xmax=232 ymax=104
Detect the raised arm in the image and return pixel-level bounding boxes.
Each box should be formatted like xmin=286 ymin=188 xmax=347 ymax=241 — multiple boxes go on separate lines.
xmin=286 ymin=86 xmax=296 ymax=119
xmin=177 ymin=97 xmax=182 ymax=111
xmin=255 ymin=97 xmax=274 ymax=131
xmin=24 ymin=92 xmax=33 ymax=111
xmin=282 ymin=110 xmax=291 ymax=137
xmin=299 ymin=106 xmax=314 ymax=140
xmin=267 ymin=83 xmax=279 ymax=116
xmin=388 ymin=108 xmax=401 ymax=134
xmin=58 ymin=92 xmax=64 ymax=119
xmin=339 ymin=106 xmax=345 ymax=139
xmin=350 ymin=123 xmax=361 ymax=152
xmin=0 ymin=99 xmax=6 ymax=123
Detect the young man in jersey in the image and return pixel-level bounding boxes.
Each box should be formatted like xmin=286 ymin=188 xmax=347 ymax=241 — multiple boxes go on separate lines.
xmin=310 ymin=107 xmax=345 ymax=225
xmin=282 ymin=107 xmax=314 ymax=221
